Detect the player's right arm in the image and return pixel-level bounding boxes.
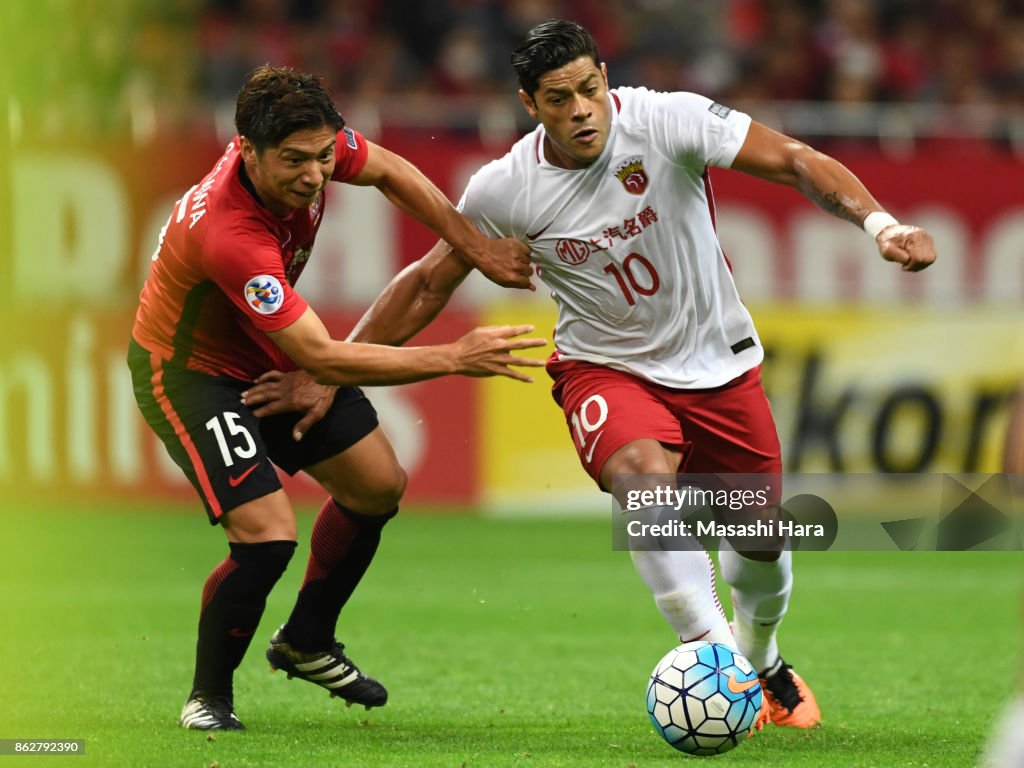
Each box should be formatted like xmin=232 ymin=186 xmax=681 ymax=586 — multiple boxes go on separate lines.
xmin=349 ymin=141 xmax=534 ymax=290
xmin=268 ymin=301 xmax=539 ymax=386
xmin=345 ymin=157 xmax=518 ymax=346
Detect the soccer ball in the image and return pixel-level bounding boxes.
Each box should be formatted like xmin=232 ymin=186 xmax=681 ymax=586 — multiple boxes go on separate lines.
xmin=646 ymin=641 xmax=763 ymax=756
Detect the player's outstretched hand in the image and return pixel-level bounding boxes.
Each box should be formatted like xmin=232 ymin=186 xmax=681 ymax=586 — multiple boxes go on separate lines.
xmin=451 ymin=324 xmax=548 ymax=382
xmin=241 ymin=370 xmax=337 ymax=441
xmin=876 ymin=224 xmax=936 ymax=272
xmin=463 ymin=237 xmax=536 ymax=291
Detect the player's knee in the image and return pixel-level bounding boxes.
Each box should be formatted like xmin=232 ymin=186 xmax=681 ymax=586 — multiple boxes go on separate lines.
xmin=731 ymin=547 xmax=783 ymax=562
xmin=364 ymin=464 xmax=407 ymax=513
xmin=263 ymin=540 xmax=296 ymax=576
xmin=228 ymin=540 xmax=297 ymax=587
xmin=332 ymin=463 xmax=407 ymax=516
xmin=604 ymin=441 xmax=677 ymax=478
xmin=223 ymin=496 xmax=298 ymax=542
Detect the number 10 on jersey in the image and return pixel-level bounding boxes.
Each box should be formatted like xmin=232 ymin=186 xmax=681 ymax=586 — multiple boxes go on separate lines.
xmin=603 ymin=252 xmax=661 ymax=306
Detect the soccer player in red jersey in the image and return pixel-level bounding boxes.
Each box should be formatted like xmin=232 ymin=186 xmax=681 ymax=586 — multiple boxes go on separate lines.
xmin=128 ymin=65 xmax=545 ymax=731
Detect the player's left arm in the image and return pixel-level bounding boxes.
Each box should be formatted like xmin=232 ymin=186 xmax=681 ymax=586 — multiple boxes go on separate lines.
xmin=348 ymin=141 xmax=534 ymax=290
xmin=730 ymin=121 xmax=936 ymax=272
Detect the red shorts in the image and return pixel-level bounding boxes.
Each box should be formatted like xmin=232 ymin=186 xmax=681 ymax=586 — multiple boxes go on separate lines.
xmin=547 ymin=357 xmax=782 ymax=489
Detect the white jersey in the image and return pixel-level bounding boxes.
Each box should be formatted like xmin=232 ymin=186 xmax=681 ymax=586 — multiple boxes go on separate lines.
xmin=458 ymin=86 xmax=761 ymax=389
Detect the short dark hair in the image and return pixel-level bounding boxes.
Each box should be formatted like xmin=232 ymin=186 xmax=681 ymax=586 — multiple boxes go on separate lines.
xmin=234 ymin=65 xmax=345 ymax=153
xmin=510 ymin=19 xmax=602 ymax=99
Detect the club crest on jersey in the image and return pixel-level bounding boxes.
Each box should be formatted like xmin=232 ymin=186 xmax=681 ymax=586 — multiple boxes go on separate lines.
xmin=286 ymin=247 xmax=312 ymax=284
xmin=614 ymin=157 xmax=648 ymax=195
xmin=244 ymin=275 xmax=284 ymax=315
xmin=555 ymin=238 xmax=594 ymax=266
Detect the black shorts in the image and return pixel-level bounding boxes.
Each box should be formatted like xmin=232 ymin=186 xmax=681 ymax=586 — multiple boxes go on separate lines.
xmin=127 ymin=339 xmax=378 ymax=524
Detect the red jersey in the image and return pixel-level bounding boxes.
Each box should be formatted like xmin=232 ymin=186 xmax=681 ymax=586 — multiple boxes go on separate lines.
xmin=131 ymin=128 xmax=369 ymax=380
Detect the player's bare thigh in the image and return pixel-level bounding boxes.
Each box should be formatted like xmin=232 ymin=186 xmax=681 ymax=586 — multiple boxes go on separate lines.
xmin=304 ymin=426 xmax=407 ymax=516
xmin=219 ymin=426 xmax=403 ymax=540
xmin=601 ymin=438 xmax=683 ymax=506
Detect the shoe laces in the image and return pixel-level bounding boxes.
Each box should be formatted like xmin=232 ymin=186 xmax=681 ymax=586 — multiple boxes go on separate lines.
xmin=197 ymin=695 xmax=236 ymax=721
xmin=326 ymin=641 xmax=357 ymax=669
xmin=763 ymin=662 xmax=804 ymax=713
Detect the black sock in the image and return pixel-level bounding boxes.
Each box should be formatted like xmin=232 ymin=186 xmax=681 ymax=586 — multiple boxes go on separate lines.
xmin=191 ymin=540 xmax=296 ymax=698
xmin=285 ymin=499 xmax=396 ymax=652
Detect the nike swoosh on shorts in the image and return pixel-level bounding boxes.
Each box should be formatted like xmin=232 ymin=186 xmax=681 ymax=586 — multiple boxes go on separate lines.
xmin=228 ymin=463 xmax=260 ymax=487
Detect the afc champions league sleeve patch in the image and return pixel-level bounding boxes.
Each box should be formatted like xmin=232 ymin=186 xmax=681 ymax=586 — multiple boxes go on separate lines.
xmin=244 ymin=275 xmax=285 ymax=315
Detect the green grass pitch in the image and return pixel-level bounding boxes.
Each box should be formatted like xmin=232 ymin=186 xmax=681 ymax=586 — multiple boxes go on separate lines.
xmin=0 ymin=502 xmax=1019 ymax=767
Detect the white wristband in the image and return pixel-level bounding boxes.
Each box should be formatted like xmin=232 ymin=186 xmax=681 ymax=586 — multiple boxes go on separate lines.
xmin=863 ymin=211 xmax=899 ymax=239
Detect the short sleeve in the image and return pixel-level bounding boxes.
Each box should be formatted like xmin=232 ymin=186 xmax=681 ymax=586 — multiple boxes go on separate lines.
xmin=647 ymin=91 xmax=752 ymax=170
xmin=331 ymin=127 xmax=370 ymax=182
xmin=203 ymin=222 xmax=309 ymax=332
xmin=456 ymin=160 xmax=515 ymax=239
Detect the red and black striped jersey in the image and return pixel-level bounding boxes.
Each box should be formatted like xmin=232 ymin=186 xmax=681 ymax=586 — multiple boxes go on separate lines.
xmin=131 ymin=128 xmax=368 ymax=380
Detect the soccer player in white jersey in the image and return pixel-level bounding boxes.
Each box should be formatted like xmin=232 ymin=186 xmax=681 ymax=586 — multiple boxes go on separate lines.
xmin=246 ymin=19 xmax=936 ymax=729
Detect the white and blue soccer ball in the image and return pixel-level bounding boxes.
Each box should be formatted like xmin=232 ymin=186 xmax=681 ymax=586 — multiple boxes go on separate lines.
xmin=646 ymin=641 xmax=763 ymax=756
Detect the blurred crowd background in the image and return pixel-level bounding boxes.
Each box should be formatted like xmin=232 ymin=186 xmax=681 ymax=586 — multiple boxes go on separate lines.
xmin=8 ymin=0 xmax=1024 ymax=149
xmin=2 ymin=0 xmax=1021 ymax=502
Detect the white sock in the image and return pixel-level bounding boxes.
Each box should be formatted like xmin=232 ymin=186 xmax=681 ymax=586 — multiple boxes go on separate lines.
xmin=630 ymin=546 xmax=735 ymax=649
xmin=982 ymin=694 xmax=1024 ymax=768
xmin=718 ymin=544 xmax=792 ymax=672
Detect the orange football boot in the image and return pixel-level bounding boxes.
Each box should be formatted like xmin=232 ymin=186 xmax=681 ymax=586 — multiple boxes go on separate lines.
xmin=759 ymin=658 xmax=821 ymax=728
xmin=749 ymin=688 xmax=771 ymax=735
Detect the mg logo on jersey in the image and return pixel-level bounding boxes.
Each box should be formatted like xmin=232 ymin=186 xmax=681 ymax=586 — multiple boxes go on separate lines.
xmin=244 ymin=275 xmax=284 ymax=314
xmin=614 ymin=157 xmax=648 ymax=195
xmin=555 ymin=238 xmax=593 ymax=266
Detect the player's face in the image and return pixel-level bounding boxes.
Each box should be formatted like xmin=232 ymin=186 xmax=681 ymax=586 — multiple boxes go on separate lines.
xmin=519 ymin=57 xmax=610 ymax=170
xmin=241 ymin=126 xmax=337 ymax=217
